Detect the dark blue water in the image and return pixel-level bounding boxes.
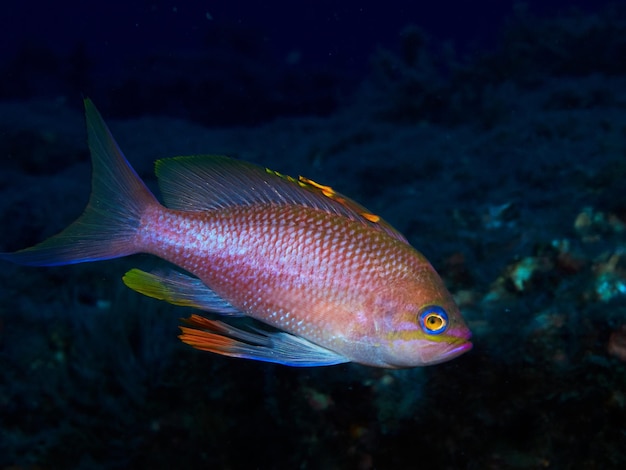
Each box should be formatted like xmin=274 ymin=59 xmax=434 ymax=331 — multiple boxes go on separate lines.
xmin=1 ymin=1 xmax=625 ymax=468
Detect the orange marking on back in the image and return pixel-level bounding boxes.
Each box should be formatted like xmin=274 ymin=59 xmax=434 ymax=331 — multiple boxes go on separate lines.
xmin=265 ymin=167 xmax=386 ymax=228
xmin=361 ymin=213 xmax=381 ymax=223
xmin=298 ymin=176 xmax=336 ymax=196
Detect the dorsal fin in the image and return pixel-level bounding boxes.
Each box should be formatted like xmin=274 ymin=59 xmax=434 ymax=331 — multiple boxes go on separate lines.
xmin=155 ymin=155 xmax=407 ymax=243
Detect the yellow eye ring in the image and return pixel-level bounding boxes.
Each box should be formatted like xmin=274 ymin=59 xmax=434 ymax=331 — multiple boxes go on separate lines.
xmin=418 ymin=306 xmax=449 ymax=335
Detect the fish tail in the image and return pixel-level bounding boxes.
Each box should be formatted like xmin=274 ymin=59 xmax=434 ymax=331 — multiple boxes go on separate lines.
xmin=0 ymin=99 xmax=159 ymax=266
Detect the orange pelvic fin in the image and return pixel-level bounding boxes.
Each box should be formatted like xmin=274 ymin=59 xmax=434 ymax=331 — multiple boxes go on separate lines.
xmin=179 ymin=314 xmax=348 ymax=367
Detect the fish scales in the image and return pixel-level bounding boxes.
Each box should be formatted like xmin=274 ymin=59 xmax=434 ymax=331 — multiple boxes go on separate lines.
xmin=0 ymin=99 xmax=472 ymax=368
xmin=146 ymin=207 xmax=376 ymax=325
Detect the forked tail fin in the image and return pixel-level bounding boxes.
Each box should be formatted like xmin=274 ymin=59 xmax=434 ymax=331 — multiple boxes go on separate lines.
xmin=0 ymin=99 xmax=159 ymax=266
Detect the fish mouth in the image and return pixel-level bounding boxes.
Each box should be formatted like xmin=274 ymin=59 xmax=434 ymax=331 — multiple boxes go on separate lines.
xmin=447 ymin=326 xmax=473 ymax=357
xmin=441 ymin=340 xmax=473 ymax=361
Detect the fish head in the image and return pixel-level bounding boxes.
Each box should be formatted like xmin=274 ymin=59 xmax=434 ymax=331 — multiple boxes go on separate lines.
xmin=371 ymin=267 xmax=472 ymax=368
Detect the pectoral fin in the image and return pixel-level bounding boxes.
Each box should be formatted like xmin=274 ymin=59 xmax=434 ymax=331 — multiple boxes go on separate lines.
xmin=179 ymin=314 xmax=349 ymax=367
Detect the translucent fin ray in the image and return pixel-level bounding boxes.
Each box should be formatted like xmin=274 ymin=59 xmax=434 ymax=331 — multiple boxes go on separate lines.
xmin=123 ymin=268 xmax=243 ymax=315
xmin=0 ymin=99 xmax=159 ymax=266
xmin=179 ymin=314 xmax=349 ymax=367
xmin=155 ymin=155 xmax=407 ymax=243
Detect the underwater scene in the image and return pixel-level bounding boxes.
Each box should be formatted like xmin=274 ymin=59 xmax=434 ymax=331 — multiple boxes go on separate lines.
xmin=1 ymin=1 xmax=626 ymax=468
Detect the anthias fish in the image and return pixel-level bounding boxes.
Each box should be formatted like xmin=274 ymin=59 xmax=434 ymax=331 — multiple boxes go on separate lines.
xmin=0 ymin=100 xmax=471 ymax=367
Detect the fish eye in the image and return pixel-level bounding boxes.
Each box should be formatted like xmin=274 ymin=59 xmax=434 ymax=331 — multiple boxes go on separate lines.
xmin=418 ymin=305 xmax=449 ymax=335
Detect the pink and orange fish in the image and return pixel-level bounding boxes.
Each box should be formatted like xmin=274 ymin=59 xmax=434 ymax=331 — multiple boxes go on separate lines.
xmin=0 ymin=99 xmax=471 ymax=367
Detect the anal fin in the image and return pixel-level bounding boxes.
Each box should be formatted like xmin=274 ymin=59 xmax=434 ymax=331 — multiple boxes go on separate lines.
xmin=179 ymin=314 xmax=349 ymax=367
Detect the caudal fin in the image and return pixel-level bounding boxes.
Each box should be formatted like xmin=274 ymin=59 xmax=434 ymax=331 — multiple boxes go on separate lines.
xmin=0 ymin=99 xmax=159 ymax=266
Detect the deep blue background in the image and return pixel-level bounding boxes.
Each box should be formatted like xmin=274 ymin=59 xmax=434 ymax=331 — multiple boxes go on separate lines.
xmin=5 ymin=1 xmax=522 ymax=68
xmin=2 ymin=1 xmax=626 ymax=469
xmin=2 ymin=1 xmax=609 ymax=105
xmin=3 ymin=2 xmax=606 ymax=66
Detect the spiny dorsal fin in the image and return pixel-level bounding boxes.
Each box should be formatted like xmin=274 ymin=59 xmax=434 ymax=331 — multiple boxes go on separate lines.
xmin=155 ymin=155 xmax=407 ymax=243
